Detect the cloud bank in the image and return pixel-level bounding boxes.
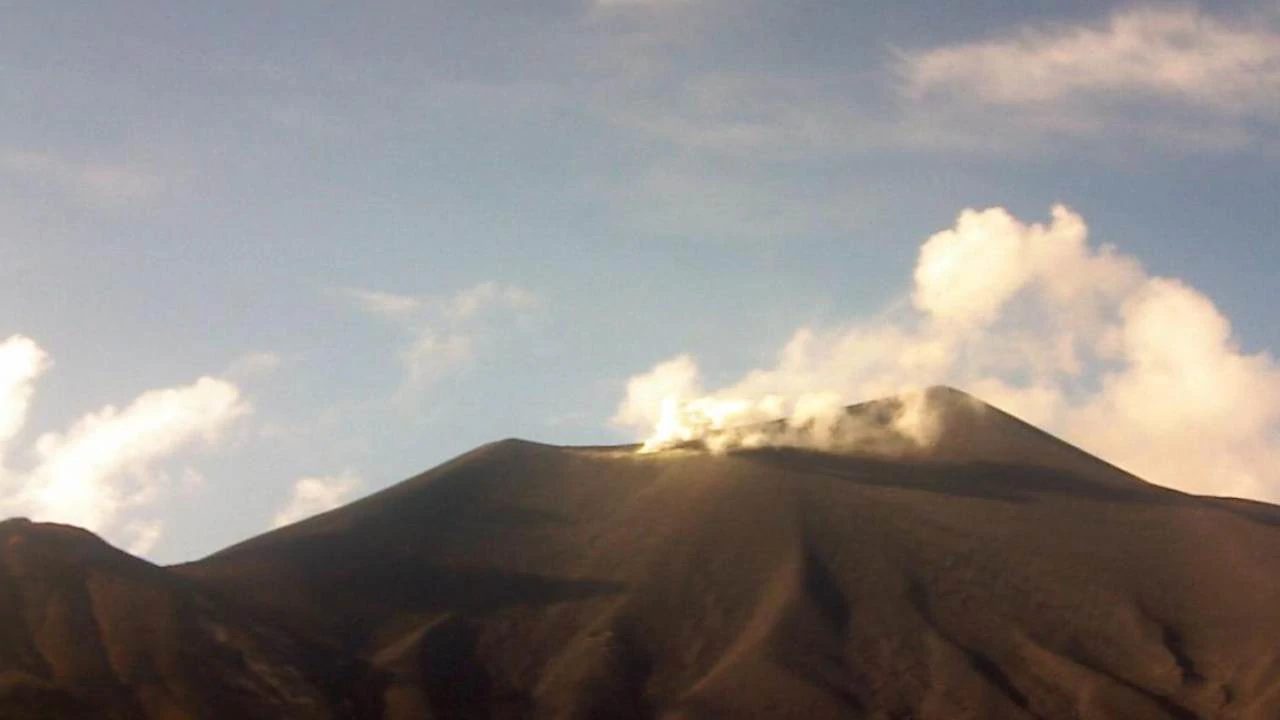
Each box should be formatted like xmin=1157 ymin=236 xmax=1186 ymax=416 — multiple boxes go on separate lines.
xmin=591 ymin=4 xmax=1280 ymax=165
xmin=0 ymin=336 xmax=248 ymax=553
xmin=897 ymin=5 xmax=1280 ymax=147
xmin=614 ymin=205 xmax=1280 ymax=502
xmin=900 ymin=6 xmax=1280 ymax=113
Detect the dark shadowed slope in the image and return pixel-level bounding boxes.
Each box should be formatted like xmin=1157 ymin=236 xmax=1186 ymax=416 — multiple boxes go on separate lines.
xmin=3 ymin=387 xmax=1280 ymax=718
xmin=178 ymin=388 xmax=1280 ymax=719
xmin=0 ymin=518 xmax=362 ymax=719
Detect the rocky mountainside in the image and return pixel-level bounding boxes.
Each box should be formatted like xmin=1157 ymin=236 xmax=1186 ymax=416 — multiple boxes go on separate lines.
xmin=4 ymin=388 xmax=1279 ymax=719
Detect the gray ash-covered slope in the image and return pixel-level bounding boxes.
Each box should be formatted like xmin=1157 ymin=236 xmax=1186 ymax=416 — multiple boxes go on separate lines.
xmin=4 ymin=387 xmax=1280 ymax=719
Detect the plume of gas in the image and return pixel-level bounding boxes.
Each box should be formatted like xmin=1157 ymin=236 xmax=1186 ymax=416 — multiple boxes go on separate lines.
xmin=613 ymin=205 xmax=1280 ymax=502
xmin=625 ymin=370 xmax=945 ymax=455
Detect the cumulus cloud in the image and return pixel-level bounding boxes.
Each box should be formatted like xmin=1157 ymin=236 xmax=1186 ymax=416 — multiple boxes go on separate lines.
xmin=1066 ymin=279 xmax=1280 ymax=501
xmin=271 ymin=472 xmax=361 ymax=529
xmin=0 ymin=335 xmax=248 ymax=551
xmin=614 ymin=205 xmax=1280 ymax=502
xmin=0 ymin=335 xmax=49 ymax=449
xmin=347 ymin=281 xmax=540 ymax=389
xmin=897 ymin=5 xmax=1280 ymax=146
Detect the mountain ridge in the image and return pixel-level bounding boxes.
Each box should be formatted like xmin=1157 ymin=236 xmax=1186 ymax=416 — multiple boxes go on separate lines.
xmin=3 ymin=388 xmax=1279 ymax=718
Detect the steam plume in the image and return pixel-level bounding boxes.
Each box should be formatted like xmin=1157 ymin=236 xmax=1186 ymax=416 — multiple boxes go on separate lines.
xmin=614 ymin=205 xmax=1280 ymax=502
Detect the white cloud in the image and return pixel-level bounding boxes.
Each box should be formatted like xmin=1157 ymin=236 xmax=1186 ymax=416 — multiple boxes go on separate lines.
xmin=443 ymin=281 xmax=539 ymax=322
xmin=17 ymin=377 xmax=247 ymax=531
xmin=901 ymin=6 xmax=1280 ymax=112
xmin=597 ymin=6 xmax=1280 ymax=159
xmin=0 ymin=335 xmax=49 ymax=449
xmin=897 ymin=6 xmax=1280 ymax=145
xmin=1066 ymin=279 xmax=1280 ymax=500
xmin=614 ymin=205 xmax=1280 ymax=503
xmin=402 ymin=330 xmax=475 ymax=388
xmin=345 ymin=288 xmax=423 ymax=319
xmin=0 ymin=336 xmax=249 ymax=552
xmin=271 ymin=471 xmax=361 ymax=528
xmin=913 ymin=205 xmax=1143 ymax=335
xmin=349 ymin=281 xmax=541 ymax=390
xmin=4 ymin=150 xmax=165 ymax=207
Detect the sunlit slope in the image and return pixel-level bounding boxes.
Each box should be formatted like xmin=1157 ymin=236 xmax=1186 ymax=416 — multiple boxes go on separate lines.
xmin=181 ymin=389 xmax=1280 ymax=720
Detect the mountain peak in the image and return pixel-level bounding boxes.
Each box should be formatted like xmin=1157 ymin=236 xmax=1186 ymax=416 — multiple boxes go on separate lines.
xmin=171 ymin=414 xmax=1279 ymax=719
xmin=650 ymin=385 xmax=1145 ymax=494
xmin=6 ymin=388 xmax=1277 ymax=718
xmin=1 ymin=518 xmax=128 ymax=567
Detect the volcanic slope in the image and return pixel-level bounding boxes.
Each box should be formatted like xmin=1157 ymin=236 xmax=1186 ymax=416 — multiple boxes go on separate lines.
xmin=174 ymin=387 xmax=1280 ymax=720
xmin=0 ymin=518 xmax=361 ymax=719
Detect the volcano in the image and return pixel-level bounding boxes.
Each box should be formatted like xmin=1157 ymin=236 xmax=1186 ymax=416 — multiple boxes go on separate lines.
xmin=2 ymin=387 xmax=1278 ymax=719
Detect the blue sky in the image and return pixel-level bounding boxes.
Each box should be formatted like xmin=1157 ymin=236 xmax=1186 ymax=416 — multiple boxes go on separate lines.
xmin=2 ymin=0 xmax=1278 ymax=562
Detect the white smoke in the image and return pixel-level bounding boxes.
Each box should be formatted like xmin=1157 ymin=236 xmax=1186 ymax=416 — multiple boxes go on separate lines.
xmin=611 ymin=353 xmax=943 ymax=454
xmin=613 ymin=205 xmax=1280 ymax=502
